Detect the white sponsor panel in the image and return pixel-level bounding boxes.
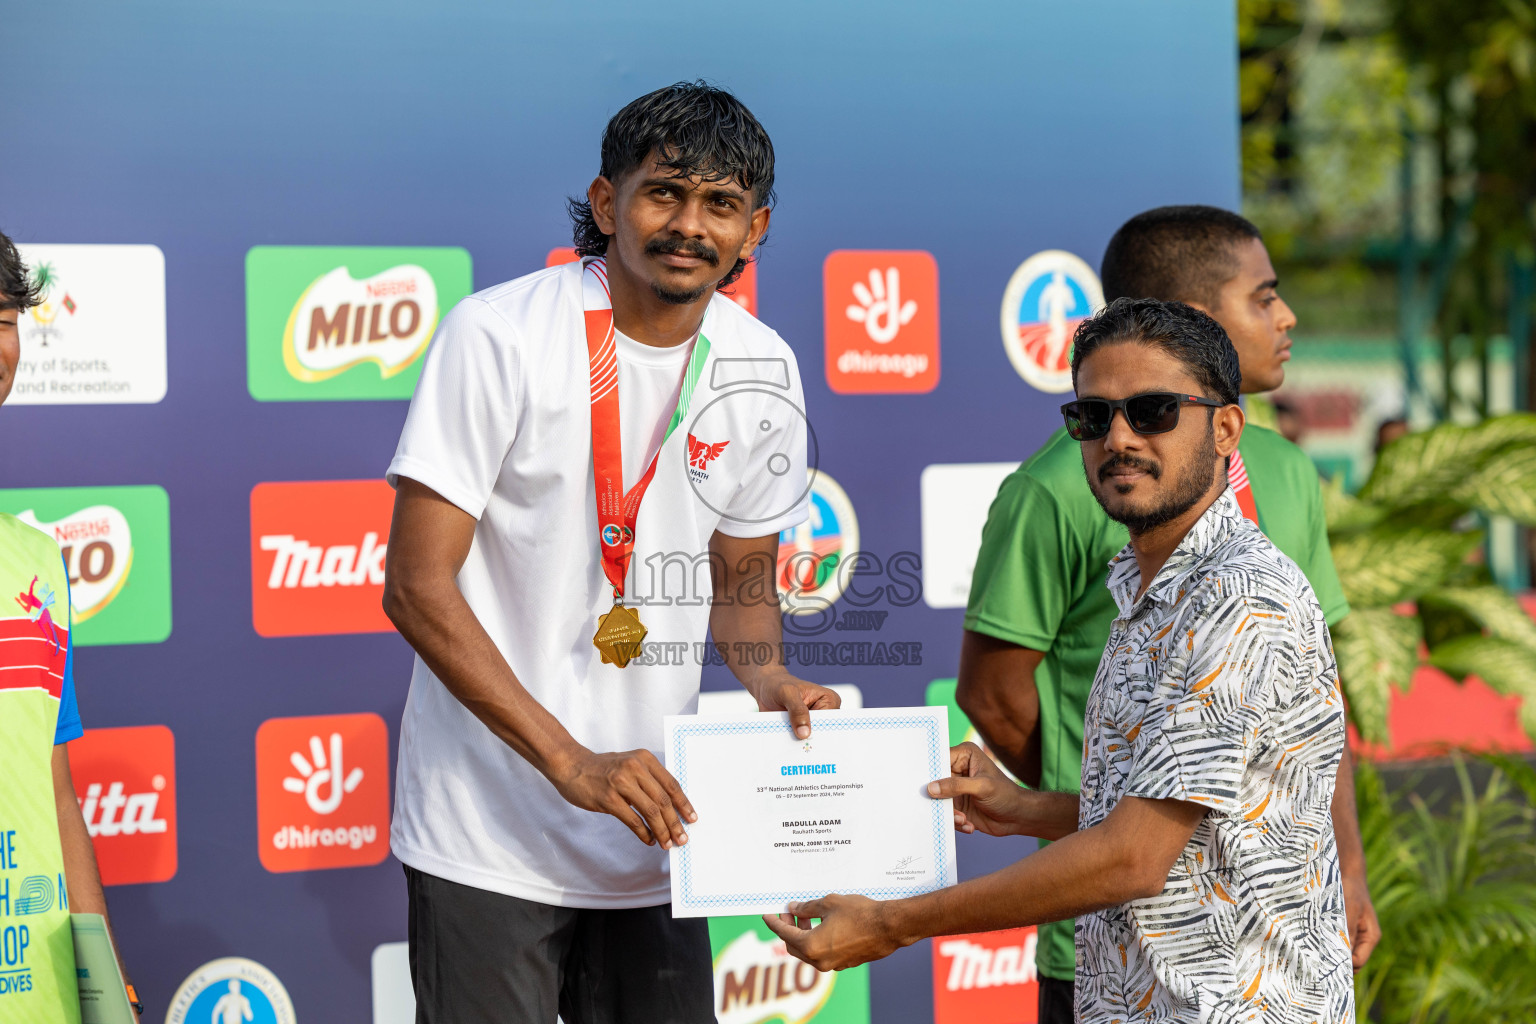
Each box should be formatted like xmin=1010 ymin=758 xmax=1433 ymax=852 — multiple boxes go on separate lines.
xmin=13 ymin=243 xmax=167 ymax=404
xmin=919 ymin=463 xmax=1018 ymax=609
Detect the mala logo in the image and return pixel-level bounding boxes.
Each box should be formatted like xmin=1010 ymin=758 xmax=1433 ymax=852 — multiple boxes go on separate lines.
xmin=256 ymin=713 xmax=390 ymax=872
xmin=0 ymin=485 xmax=173 ymax=647
xmin=246 ymin=246 xmax=472 ymax=401
xmin=932 ymin=926 xmax=1040 ymax=1023
xmin=999 ymin=250 xmax=1103 ymax=394
xmin=68 ymin=725 xmax=179 ymax=886
xmin=687 ymin=434 xmax=729 ymax=481
xmin=250 ymin=480 xmax=395 ymax=637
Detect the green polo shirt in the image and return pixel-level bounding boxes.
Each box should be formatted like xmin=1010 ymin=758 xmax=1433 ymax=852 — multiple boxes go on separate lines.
xmin=963 ymin=423 xmax=1349 ymax=983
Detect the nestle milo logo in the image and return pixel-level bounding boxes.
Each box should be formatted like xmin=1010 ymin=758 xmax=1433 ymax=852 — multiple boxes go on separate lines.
xmin=247 ymin=246 xmax=472 ymax=401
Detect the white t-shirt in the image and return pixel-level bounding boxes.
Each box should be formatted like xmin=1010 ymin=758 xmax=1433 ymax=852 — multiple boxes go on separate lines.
xmin=386 ymin=259 xmax=811 ymax=908
xmin=613 ymin=329 xmax=689 ymax=490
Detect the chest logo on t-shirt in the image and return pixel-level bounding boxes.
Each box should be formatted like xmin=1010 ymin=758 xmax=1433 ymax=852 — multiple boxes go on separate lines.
xmin=687 ymin=433 xmax=730 ymax=483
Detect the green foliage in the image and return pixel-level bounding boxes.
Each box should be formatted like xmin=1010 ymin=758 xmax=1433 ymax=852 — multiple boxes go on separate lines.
xmin=1355 ymin=756 xmax=1536 ymax=1022
xmin=1327 ymin=414 xmax=1536 ymax=745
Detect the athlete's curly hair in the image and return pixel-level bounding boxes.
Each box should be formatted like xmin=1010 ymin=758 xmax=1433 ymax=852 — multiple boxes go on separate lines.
xmin=0 ymin=230 xmax=44 ymax=311
xmin=568 ymin=81 xmax=775 ymax=289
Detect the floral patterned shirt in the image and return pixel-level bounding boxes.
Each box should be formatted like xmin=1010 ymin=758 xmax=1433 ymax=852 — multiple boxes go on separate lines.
xmin=1074 ymin=490 xmax=1355 ymax=1024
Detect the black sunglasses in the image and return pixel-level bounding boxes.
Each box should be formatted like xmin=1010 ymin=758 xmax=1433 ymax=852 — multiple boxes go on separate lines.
xmin=1059 ymin=392 xmax=1226 ymax=441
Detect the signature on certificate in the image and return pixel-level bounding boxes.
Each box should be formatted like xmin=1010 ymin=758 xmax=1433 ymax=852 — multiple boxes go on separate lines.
xmin=891 ymin=855 xmax=920 ymax=872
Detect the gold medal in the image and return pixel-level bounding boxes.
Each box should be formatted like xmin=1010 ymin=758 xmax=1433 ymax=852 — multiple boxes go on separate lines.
xmin=593 ymin=602 xmax=647 ymax=668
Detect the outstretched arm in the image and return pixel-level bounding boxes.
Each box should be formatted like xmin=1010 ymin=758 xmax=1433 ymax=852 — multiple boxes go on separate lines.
xmin=766 ymin=789 xmax=1204 ymax=972
xmin=707 ymin=531 xmax=840 ymax=738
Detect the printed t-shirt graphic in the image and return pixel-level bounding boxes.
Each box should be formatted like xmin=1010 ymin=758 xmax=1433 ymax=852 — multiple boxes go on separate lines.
xmin=0 ymin=513 xmax=84 ymax=1023
xmin=386 ymin=258 xmax=809 ymax=907
xmin=963 ymin=423 xmax=1349 ymax=984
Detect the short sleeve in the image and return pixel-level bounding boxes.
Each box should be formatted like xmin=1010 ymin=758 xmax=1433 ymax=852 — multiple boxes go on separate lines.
xmin=54 ymin=563 xmax=83 ymax=745
xmin=1298 ymin=478 xmax=1351 ymax=628
xmin=716 ymin=345 xmax=811 ymax=539
xmin=386 ymin=297 xmax=520 ymax=520
xmin=1124 ymin=594 xmax=1283 ymax=814
xmin=962 ymin=472 xmax=1077 ymax=651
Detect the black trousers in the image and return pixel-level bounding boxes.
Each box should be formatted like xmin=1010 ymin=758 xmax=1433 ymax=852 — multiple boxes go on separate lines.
xmin=405 ymin=865 xmax=715 ymax=1024
xmin=1039 ymin=975 xmax=1075 ymax=1024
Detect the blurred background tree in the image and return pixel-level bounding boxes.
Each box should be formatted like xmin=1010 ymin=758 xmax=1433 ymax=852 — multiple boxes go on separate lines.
xmin=1239 ymin=0 xmax=1536 ymax=580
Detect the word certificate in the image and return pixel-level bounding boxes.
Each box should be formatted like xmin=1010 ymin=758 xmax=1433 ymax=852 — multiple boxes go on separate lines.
xmin=665 ymin=706 xmax=957 ymax=918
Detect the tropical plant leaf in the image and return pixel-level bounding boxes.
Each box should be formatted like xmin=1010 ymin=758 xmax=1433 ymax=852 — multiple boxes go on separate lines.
xmin=1428 ymin=635 xmax=1536 ymax=739
xmin=1421 ymin=585 xmax=1536 ymax=651
xmin=1449 ymin=443 xmax=1536 ymax=526
xmin=1329 ymin=526 xmax=1483 ymax=608
xmin=1360 ymin=413 xmax=1536 ymax=509
xmin=1333 ymin=608 xmax=1422 ymax=744
xmin=1320 ymin=472 xmax=1385 ymax=533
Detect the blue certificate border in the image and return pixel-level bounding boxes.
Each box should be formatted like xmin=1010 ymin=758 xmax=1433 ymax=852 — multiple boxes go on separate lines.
xmin=672 ymin=713 xmax=951 ymax=910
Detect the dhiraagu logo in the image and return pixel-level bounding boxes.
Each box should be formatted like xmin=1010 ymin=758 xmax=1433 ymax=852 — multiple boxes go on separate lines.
xmin=246 ymin=246 xmax=472 ymax=401
xmin=709 ymin=916 xmax=869 ymax=1024
xmin=0 ymin=486 xmax=172 ymax=646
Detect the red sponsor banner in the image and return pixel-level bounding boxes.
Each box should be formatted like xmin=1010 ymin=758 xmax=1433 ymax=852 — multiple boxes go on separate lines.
xmin=249 ymin=479 xmax=394 ymax=637
xmin=546 ymin=247 xmax=758 ymax=315
xmin=255 ymin=712 xmax=390 ymax=873
xmin=824 ymin=250 xmax=939 ymax=394
xmin=931 ymin=926 xmax=1039 ymax=1024
xmin=68 ymin=725 xmax=178 ymax=886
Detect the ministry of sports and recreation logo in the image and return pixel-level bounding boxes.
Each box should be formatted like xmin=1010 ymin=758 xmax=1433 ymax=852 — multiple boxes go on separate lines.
xmin=166 ymin=957 xmax=295 ymax=1024
xmin=999 ymin=249 xmax=1103 ymax=394
xmin=246 ymin=246 xmax=472 ymax=401
xmin=0 ymin=485 xmax=172 ymax=647
xmin=249 ymin=479 xmax=395 ymax=637
xmin=777 ymin=471 xmax=859 ymax=617
xmin=255 ymin=713 xmax=390 ymax=873
xmin=70 ymin=725 xmax=178 ymax=886
xmin=11 ymin=243 xmax=168 ymax=405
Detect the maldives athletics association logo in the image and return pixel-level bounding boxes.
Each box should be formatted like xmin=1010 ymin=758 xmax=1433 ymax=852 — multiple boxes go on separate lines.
xmin=246 ymin=246 xmax=472 ymax=401
xmin=0 ymin=485 xmax=172 ymax=647
xmin=999 ymin=250 xmax=1103 ymax=394
xmin=776 ymin=471 xmax=859 ymax=617
xmin=166 ymin=957 xmax=295 ymax=1024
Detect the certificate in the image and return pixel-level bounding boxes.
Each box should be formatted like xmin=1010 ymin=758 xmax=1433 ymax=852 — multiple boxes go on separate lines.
xmin=72 ymin=913 xmax=136 ymax=1024
xmin=665 ymin=706 xmax=956 ymax=918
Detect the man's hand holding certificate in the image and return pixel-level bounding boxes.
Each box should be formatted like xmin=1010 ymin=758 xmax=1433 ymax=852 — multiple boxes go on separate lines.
xmin=664 ymin=706 xmax=957 ymax=917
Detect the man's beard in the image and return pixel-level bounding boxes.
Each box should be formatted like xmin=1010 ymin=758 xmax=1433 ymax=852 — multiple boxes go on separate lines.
xmin=1089 ymin=429 xmax=1219 ymax=534
xmin=645 ymin=236 xmax=719 ymax=305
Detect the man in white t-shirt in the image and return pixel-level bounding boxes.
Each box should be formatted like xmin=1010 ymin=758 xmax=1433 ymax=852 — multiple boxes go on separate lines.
xmin=382 ymin=81 xmax=837 ymax=1024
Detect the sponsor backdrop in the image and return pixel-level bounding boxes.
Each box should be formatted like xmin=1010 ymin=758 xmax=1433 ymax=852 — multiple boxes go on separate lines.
xmin=3 ymin=2 xmax=1237 ymax=1022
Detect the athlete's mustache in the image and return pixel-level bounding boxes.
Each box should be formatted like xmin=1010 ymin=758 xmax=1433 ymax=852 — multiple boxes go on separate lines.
xmin=645 ymin=237 xmax=720 ymax=266
xmin=1098 ymin=454 xmax=1161 ymax=481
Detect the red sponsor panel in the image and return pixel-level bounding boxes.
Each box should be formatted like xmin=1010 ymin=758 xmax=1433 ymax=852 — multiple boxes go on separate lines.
xmin=68 ymin=725 xmax=178 ymax=885
xmin=250 ymin=479 xmax=394 ymax=637
xmin=255 ymin=713 xmax=390 ymax=872
xmin=824 ymin=250 xmax=939 ymax=394
xmin=931 ymin=926 xmax=1039 ymax=1024
xmin=548 ymin=246 xmax=757 ymax=314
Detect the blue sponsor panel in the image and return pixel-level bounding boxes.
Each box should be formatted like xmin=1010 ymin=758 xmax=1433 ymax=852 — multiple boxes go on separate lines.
xmin=6 ymin=2 xmax=1236 ymax=1021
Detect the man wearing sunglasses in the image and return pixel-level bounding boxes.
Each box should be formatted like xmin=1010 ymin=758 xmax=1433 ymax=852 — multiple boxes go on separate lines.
xmin=957 ymin=206 xmax=1375 ymax=1023
xmin=765 ymin=299 xmax=1356 ymax=1024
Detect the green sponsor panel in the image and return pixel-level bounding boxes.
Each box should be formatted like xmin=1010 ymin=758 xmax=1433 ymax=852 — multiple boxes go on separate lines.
xmin=709 ymin=916 xmax=870 ymax=1024
xmin=246 ymin=245 xmax=473 ymax=401
xmin=0 ymin=486 xmax=172 ymax=646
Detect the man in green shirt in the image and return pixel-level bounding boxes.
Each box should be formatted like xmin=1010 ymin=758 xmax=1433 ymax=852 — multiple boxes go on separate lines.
xmin=958 ymin=206 xmax=1378 ymax=1023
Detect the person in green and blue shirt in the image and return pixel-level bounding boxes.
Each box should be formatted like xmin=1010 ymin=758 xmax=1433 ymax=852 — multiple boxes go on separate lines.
xmin=957 ymin=206 xmax=1380 ymax=1024
xmin=0 ymin=229 xmax=136 ymax=1023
